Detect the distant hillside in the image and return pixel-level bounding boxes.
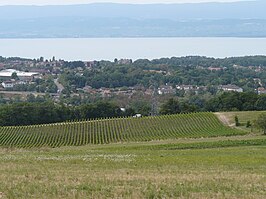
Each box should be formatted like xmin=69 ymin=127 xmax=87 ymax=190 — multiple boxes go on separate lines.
xmin=0 ymin=1 xmax=266 ymax=38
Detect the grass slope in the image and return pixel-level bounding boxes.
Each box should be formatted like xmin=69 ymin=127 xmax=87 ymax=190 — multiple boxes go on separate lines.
xmin=0 ymin=111 xmax=265 ymax=198
xmin=0 ymin=112 xmax=245 ymax=148
xmin=217 ymin=111 xmax=266 ymax=125
xmin=0 ymin=136 xmax=265 ymax=198
xmin=216 ymin=111 xmax=266 ymax=132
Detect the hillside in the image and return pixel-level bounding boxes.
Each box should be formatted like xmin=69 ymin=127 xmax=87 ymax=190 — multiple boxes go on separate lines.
xmin=0 ymin=112 xmax=245 ymax=148
xmin=1 ymin=1 xmax=266 ymax=38
xmin=0 ymin=134 xmax=265 ymax=198
xmin=0 ymin=111 xmax=265 ymax=198
xmin=1 ymin=1 xmax=266 ymax=20
xmin=216 ymin=111 xmax=266 ymax=128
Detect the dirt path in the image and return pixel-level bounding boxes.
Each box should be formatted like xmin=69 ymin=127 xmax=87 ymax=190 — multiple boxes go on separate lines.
xmin=214 ymin=112 xmax=234 ymax=127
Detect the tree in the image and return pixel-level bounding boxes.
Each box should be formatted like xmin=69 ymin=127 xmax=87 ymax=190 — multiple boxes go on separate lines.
xmin=246 ymin=121 xmax=252 ymax=128
xmin=11 ymin=72 xmax=18 ymax=80
xmin=159 ymin=98 xmax=181 ymax=115
xmin=255 ymin=113 xmax=266 ymax=135
xmin=39 ymin=56 xmax=44 ymax=62
xmin=255 ymin=95 xmax=266 ymax=110
xmin=235 ymin=116 xmax=240 ymax=126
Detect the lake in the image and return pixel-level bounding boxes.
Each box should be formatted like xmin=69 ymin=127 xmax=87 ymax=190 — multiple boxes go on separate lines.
xmin=1 ymin=37 xmax=266 ymax=61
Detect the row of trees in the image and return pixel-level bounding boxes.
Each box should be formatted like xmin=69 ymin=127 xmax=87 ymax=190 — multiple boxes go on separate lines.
xmin=159 ymin=92 xmax=266 ymax=114
xmin=2 ymin=91 xmax=266 ymax=127
xmin=0 ymin=101 xmax=126 ymax=126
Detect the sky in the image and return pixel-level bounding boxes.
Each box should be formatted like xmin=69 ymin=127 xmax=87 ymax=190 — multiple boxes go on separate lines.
xmin=0 ymin=0 xmax=251 ymax=6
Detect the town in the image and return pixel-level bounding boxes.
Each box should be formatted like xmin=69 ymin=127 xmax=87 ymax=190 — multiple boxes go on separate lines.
xmin=0 ymin=56 xmax=266 ymax=105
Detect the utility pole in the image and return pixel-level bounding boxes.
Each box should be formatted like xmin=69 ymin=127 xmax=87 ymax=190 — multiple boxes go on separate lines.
xmin=150 ymin=83 xmax=158 ymax=116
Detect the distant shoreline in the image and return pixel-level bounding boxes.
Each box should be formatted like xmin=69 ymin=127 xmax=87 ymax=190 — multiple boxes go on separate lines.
xmin=1 ymin=37 xmax=266 ymax=61
xmin=1 ymin=36 xmax=266 ymax=39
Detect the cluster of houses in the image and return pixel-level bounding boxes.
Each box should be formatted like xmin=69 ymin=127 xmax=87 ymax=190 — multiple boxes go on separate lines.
xmin=77 ymin=82 xmax=266 ymax=98
xmin=157 ymin=84 xmax=246 ymax=95
xmin=81 ymin=86 xmax=138 ymax=98
xmin=78 ymin=83 xmax=249 ymax=98
xmin=0 ymin=67 xmax=265 ymax=98
xmin=0 ymin=69 xmax=40 ymax=89
xmin=0 ymin=57 xmax=266 ymax=99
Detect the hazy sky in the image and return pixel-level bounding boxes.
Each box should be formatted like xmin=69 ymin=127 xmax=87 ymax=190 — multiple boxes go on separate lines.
xmin=0 ymin=0 xmax=250 ymax=6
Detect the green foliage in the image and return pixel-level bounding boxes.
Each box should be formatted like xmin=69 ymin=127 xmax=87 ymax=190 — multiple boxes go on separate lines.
xmin=157 ymin=92 xmax=266 ymax=114
xmin=0 ymin=112 xmax=245 ymax=148
xmin=255 ymin=113 xmax=266 ymax=135
xmin=79 ymin=101 xmax=122 ymax=119
xmin=59 ymin=56 xmax=266 ymax=90
xmin=59 ymin=71 xmax=86 ymax=88
xmin=11 ymin=72 xmax=18 ymax=80
xmin=205 ymin=92 xmax=266 ymax=112
xmin=159 ymin=98 xmax=180 ymax=115
xmin=255 ymin=95 xmax=266 ymax=110
xmin=63 ymin=61 xmax=85 ymax=69
xmin=159 ymin=139 xmax=266 ymax=150
xmin=246 ymin=121 xmax=252 ymax=128
xmin=0 ymin=101 xmax=123 ymax=126
xmin=235 ymin=116 xmax=240 ymax=126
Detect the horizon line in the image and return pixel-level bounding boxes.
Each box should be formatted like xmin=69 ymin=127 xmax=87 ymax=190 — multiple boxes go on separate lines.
xmin=0 ymin=1 xmax=256 ymax=7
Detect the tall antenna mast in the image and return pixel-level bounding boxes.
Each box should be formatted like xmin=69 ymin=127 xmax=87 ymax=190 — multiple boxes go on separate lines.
xmin=150 ymin=82 xmax=158 ymax=116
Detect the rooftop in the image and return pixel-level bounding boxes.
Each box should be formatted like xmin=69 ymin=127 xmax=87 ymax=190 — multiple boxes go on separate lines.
xmin=0 ymin=69 xmax=39 ymax=77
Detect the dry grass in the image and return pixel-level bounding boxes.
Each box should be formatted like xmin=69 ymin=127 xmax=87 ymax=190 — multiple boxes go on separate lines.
xmin=216 ymin=111 xmax=266 ymax=126
xmin=0 ymin=136 xmax=265 ymax=198
xmin=215 ymin=111 xmax=266 ymax=134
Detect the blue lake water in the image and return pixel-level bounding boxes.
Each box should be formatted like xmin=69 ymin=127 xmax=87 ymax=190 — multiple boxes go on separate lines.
xmin=1 ymin=37 xmax=266 ymax=61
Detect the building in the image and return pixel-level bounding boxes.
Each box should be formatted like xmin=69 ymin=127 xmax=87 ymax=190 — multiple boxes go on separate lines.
xmin=219 ymin=84 xmax=243 ymax=93
xmin=158 ymin=85 xmax=176 ymax=95
xmin=85 ymin=61 xmax=98 ymax=68
xmin=1 ymin=81 xmax=15 ymax=88
xmin=117 ymin=59 xmax=132 ymax=65
xmin=176 ymin=85 xmax=195 ymax=91
xmin=208 ymin=67 xmax=223 ymax=71
xmin=0 ymin=63 xmax=5 ymax=70
xmin=257 ymin=87 xmax=266 ymax=95
xmin=0 ymin=69 xmax=39 ymax=81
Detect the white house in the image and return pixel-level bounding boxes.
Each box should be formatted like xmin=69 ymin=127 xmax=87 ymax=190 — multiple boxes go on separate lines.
xmin=176 ymin=85 xmax=195 ymax=91
xmin=0 ymin=69 xmax=39 ymax=81
xmin=158 ymin=85 xmax=176 ymax=95
xmin=1 ymin=81 xmax=15 ymax=88
xmin=219 ymin=84 xmax=243 ymax=93
xmin=257 ymin=87 xmax=266 ymax=95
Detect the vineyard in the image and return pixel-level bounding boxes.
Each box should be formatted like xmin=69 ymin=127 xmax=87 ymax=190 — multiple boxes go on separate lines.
xmin=0 ymin=112 xmax=245 ymax=148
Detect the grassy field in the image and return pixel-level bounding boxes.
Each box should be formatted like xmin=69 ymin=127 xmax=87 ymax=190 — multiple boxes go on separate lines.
xmin=0 ymin=136 xmax=265 ymax=199
xmin=216 ymin=111 xmax=266 ymax=126
xmin=0 ymin=112 xmax=265 ymax=198
xmin=215 ymin=111 xmax=266 ymax=134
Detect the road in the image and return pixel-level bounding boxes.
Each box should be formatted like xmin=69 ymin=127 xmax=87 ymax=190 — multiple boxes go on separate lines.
xmin=54 ymin=78 xmax=64 ymax=93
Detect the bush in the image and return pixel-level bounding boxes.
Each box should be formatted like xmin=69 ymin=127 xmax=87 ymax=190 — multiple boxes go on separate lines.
xmin=235 ymin=116 xmax=240 ymax=127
